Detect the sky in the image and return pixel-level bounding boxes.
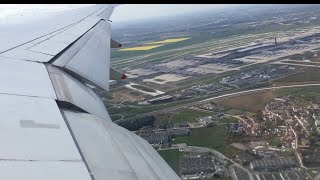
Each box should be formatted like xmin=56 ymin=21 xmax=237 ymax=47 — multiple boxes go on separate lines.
xmin=0 ymin=4 xmax=237 ymax=22
xmin=111 ymin=4 xmax=238 ymax=23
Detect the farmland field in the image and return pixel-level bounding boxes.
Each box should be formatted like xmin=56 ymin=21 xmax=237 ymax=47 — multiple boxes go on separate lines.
xmin=154 ymin=109 xmax=212 ymax=127
xmin=119 ymin=44 xmax=164 ymax=51
xmin=274 ymin=67 xmax=320 ymax=85
xmin=146 ymin=37 xmax=190 ymax=44
xmin=158 ymin=149 xmax=181 ymax=175
xmin=217 ymin=90 xmax=275 ymax=112
xmin=172 ymin=125 xmax=241 ymax=158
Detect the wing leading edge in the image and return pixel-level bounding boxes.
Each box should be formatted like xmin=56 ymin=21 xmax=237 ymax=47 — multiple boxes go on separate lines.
xmin=0 ymin=4 xmax=180 ymax=180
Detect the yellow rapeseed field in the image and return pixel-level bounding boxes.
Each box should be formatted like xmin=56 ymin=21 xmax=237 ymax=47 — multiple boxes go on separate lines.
xmin=118 ymin=37 xmax=190 ymax=51
xmin=146 ymin=37 xmax=190 ymax=45
xmin=118 ymin=45 xmax=164 ymax=51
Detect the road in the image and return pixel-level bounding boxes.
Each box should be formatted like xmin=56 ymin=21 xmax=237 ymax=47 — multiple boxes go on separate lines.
xmin=290 ymin=126 xmax=306 ymax=169
xmin=294 ymin=115 xmax=310 ymax=136
xmin=117 ymin=83 xmax=320 ymax=122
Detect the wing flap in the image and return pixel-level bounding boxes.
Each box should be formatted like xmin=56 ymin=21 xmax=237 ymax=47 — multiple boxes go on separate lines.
xmin=52 ymin=20 xmax=111 ymax=91
xmin=62 ymin=110 xmax=181 ymax=180
xmin=62 ymin=111 xmax=139 ymax=180
xmin=47 ymin=65 xmax=110 ymax=120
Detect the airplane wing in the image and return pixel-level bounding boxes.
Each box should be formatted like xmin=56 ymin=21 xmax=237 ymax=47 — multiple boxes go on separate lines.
xmin=0 ymin=4 xmax=180 ymax=180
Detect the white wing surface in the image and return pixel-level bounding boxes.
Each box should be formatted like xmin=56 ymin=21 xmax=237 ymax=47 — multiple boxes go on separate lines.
xmin=0 ymin=4 xmax=180 ymax=180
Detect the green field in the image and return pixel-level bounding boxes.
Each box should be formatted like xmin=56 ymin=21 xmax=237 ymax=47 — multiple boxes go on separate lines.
xmin=289 ymin=51 xmax=314 ymax=61
xmin=158 ymin=149 xmax=181 ymax=175
xmin=218 ymin=90 xmax=275 ymax=113
xmin=219 ymin=116 xmax=239 ymax=123
xmin=131 ymin=84 xmax=157 ymax=93
xmin=154 ymin=109 xmax=212 ymax=127
xmin=275 ymin=67 xmax=320 ymax=84
xmin=172 ymin=125 xmax=240 ymax=157
xmin=268 ymin=136 xmax=282 ymax=147
xmin=275 ymin=86 xmax=320 ymax=97
xmin=286 ymin=49 xmax=320 ymax=62
xmin=109 ymin=114 xmax=123 ymax=121
xmin=170 ymin=109 xmax=212 ymax=123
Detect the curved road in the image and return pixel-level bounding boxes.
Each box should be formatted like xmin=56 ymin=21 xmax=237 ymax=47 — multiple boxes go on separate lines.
xmin=117 ymin=83 xmax=320 ymax=123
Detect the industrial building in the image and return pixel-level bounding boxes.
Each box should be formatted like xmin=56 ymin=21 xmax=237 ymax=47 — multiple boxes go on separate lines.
xmin=250 ymin=158 xmax=296 ymax=171
xmin=228 ymin=123 xmax=246 ymax=133
xmin=255 ymin=169 xmax=312 ymax=180
xmin=138 ymin=131 xmax=170 ymax=144
xmin=180 ymin=154 xmax=215 ymax=175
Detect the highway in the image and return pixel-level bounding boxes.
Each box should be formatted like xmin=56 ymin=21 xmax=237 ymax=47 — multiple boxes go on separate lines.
xmin=117 ymin=83 xmax=320 ymax=122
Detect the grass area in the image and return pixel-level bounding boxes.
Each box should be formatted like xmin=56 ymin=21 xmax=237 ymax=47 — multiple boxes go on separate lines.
xmin=219 ymin=116 xmax=239 ymax=123
xmin=154 ymin=109 xmax=212 ymax=127
xmin=217 ymin=90 xmax=275 ymax=113
xmin=173 ymin=125 xmax=228 ymax=149
xmin=275 ymin=67 xmax=320 ymax=84
xmin=287 ymin=49 xmax=320 ymax=62
xmin=279 ymin=149 xmax=295 ymax=157
xmin=274 ymin=87 xmax=304 ymax=97
xmin=109 ymin=114 xmax=123 ymax=121
xmin=172 ymin=125 xmax=240 ymax=158
xmin=170 ymin=109 xmax=212 ymax=123
xmin=225 ymin=109 xmax=244 ymax=115
xmin=131 ymin=84 xmax=157 ymax=92
xmin=289 ymin=51 xmax=314 ymax=61
xmin=281 ymin=60 xmax=320 ymax=66
xmin=158 ymin=149 xmax=181 ymax=175
xmin=268 ymin=136 xmax=282 ymax=147
xmin=275 ymin=86 xmax=320 ymax=98
xmin=110 ymin=97 xmax=213 ymax=119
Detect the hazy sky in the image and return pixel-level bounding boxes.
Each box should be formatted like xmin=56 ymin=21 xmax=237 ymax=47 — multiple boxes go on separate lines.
xmin=0 ymin=4 xmax=237 ymax=22
xmin=111 ymin=4 xmax=237 ymax=22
